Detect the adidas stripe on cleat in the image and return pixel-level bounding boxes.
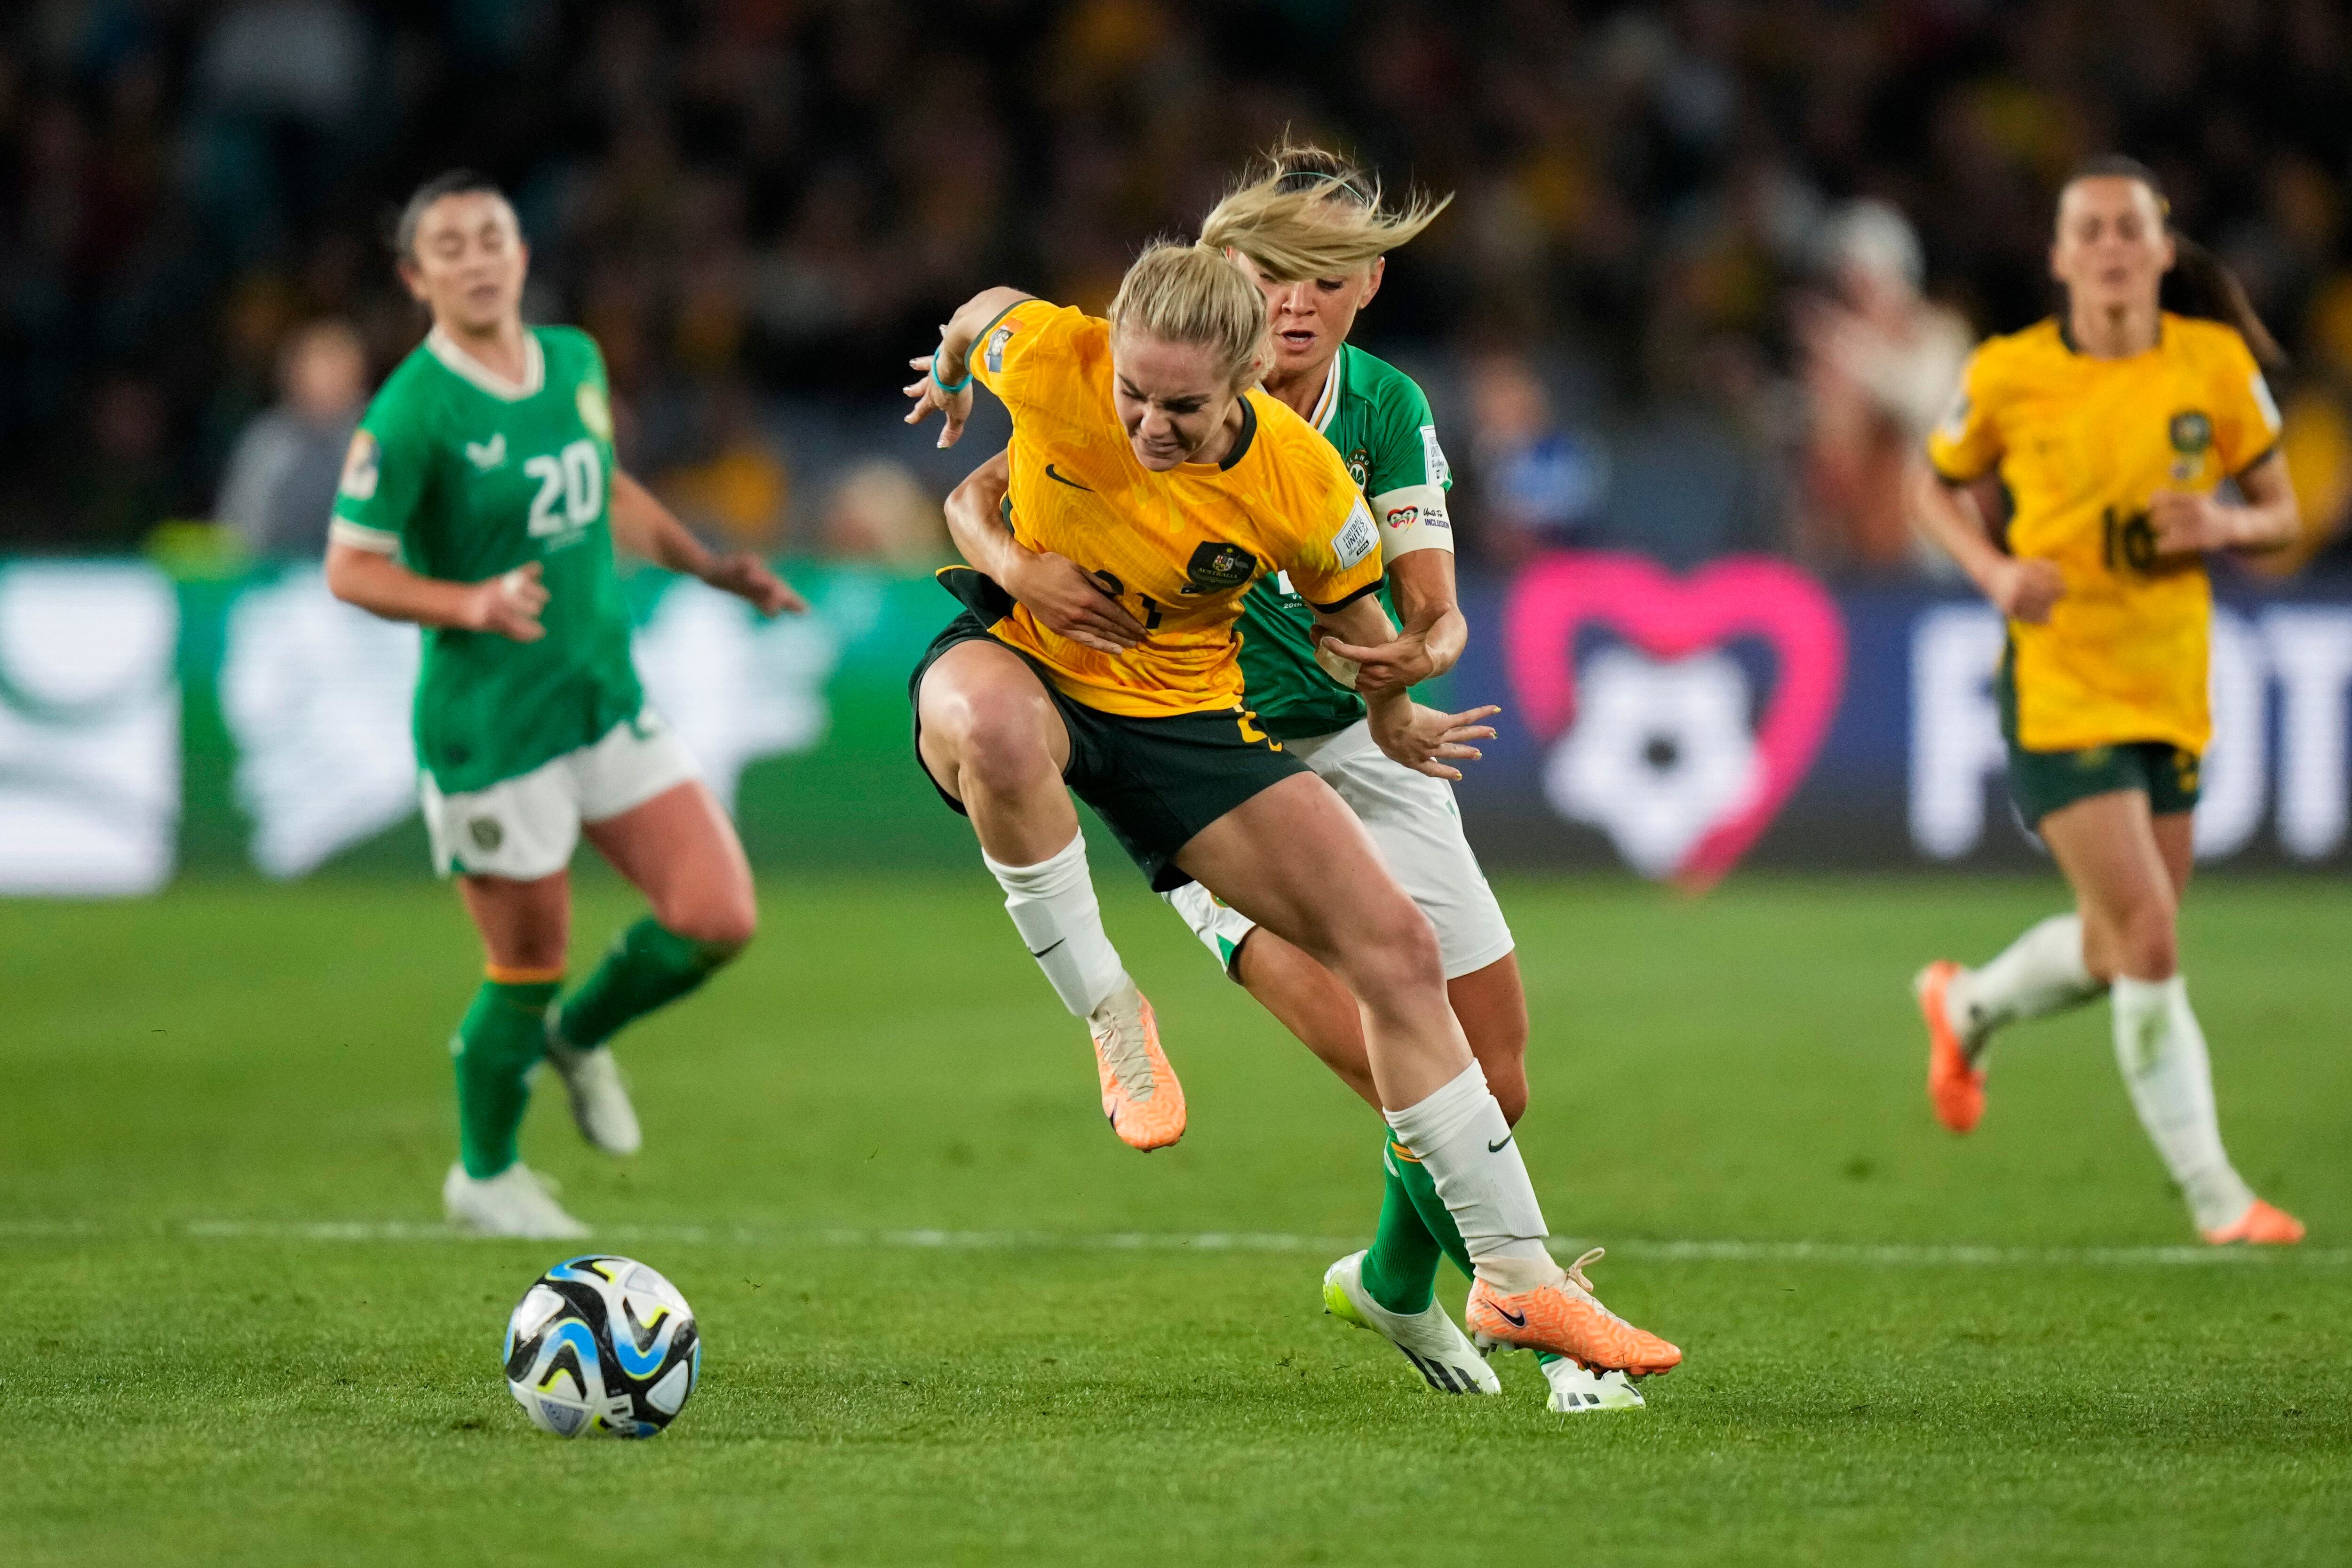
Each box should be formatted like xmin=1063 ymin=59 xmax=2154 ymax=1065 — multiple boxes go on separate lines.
xmin=1542 ymin=1357 xmax=1645 ymax=1413
xmin=1322 ymin=1250 xmax=1500 ymax=1396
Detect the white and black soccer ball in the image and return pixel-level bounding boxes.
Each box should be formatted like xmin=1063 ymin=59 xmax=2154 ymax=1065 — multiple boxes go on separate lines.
xmin=503 ymin=1255 xmax=700 ymax=1439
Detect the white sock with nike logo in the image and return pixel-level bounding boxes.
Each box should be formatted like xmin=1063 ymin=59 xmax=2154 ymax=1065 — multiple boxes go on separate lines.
xmin=1384 ymin=1060 xmax=1559 ymax=1293
xmin=983 ymin=833 xmax=1127 ymax=1017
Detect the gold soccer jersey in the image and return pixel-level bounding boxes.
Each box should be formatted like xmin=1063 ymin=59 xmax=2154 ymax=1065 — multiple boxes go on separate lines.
xmin=1928 ymin=314 xmax=2282 ymax=754
xmin=968 ymin=300 xmax=1385 ymax=717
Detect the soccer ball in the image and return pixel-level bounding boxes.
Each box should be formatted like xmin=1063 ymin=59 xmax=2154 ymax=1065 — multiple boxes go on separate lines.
xmin=503 ymin=1255 xmax=700 ymax=1438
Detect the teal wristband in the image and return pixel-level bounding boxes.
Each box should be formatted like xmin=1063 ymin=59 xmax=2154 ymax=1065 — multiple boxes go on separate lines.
xmin=930 ymin=348 xmax=973 ymax=395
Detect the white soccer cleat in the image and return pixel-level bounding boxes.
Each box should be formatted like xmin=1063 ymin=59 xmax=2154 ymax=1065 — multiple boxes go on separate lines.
xmin=443 ymin=1162 xmax=591 ymax=1239
xmin=1322 ymin=1250 xmax=1501 ymax=1396
xmin=543 ymin=1011 xmax=643 ymax=1157
xmin=1542 ymin=1356 xmax=1646 ymax=1413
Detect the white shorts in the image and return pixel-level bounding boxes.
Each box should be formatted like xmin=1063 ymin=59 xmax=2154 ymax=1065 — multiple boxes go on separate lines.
xmin=421 ymin=708 xmax=702 ymax=881
xmin=1162 ymin=717 xmax=1514 ymax=981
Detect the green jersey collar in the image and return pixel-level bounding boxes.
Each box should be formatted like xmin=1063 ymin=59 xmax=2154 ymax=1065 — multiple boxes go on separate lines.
xmin=427 ymin=326 xmax=545 ymax=401
xmin=1307 ymin=350 xmax=1343 ymax=435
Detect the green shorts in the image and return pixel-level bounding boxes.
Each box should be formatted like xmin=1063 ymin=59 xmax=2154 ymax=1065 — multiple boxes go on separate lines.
xmin=1997 ymin=642 xmax=2201 ymax=828
xmin=909 ymin=573 xmax=1307 ymax=892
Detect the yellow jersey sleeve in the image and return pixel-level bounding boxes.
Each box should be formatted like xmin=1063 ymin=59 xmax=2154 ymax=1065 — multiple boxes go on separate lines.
xmin=967 ymin=298 xmax=1084 ymax=417
xmin=1924 ymin=345 xmax=2002 ymax=482
xmin=1281 ymin=485 xmax=1385 ymax=612
xmin=2206 ymin=328 xmax=2285 ymax=477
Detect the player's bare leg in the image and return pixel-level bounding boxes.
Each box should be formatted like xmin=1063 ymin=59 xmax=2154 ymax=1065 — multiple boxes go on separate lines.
xmin=2038 ymin=793 xmax=2301 ymax=1243
xmin=1178 ymin=773 xmax=1678 ymax=1375
xmin=443 ymin=870 xmax=588 ymax=1237
xmin=538 ymin=780 xmax=760 ymax=1158
xmin=917 ymin=640 xmax=1183 ymax=1149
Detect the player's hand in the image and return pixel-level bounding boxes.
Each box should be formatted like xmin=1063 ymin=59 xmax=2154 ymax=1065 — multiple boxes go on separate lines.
xmin=2149 ymin=489 xmax=2238 ymax=554
xmin=903 ymin=341 xmax=975 ymax=449
xmin=467 ymin=562 xmax=548 ymax=642
xmin=1006 ymin=548 xmax=1147 ymax=654
xmin=1317 ymin=627 xmax=1438 ymax=697
xmin=701 ymin=552 xmax=806 ymax=616
xmin=1986 ymin=557 xmax=2063 ymax=625
xmin=1368 ymin=699 xmax=1501 ymax=781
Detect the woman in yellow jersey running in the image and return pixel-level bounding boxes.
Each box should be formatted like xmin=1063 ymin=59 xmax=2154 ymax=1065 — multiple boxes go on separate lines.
xmin=902 ymin=243 xmax=1682 ymax=1377
xmin=1907 ymin=156 xmax=2304 ymax=1245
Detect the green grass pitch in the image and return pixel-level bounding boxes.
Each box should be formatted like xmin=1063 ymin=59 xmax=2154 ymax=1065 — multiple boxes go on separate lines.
xmin=4 ymin=871 xmax=2347 ymax=1565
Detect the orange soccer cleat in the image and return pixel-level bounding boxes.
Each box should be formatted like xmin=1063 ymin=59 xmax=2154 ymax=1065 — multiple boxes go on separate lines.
xmin=2202 ymin=1199 xmax=2306 ymax=1246
xmin=1464 ymin=1248 xmax=1682 ymax=1377
xmin=1087 ymin=977 xmax=1185 ymax=1151
xmin=1915 ymin=960 xmax=1986 ymax=1134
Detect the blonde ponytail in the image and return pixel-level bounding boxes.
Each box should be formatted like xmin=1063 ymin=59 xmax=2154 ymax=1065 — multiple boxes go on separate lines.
xmin=1106 ymin=241 xmax=1271 ymax=390
xmin=1199 ymin=139 xmax=1452 ymax=283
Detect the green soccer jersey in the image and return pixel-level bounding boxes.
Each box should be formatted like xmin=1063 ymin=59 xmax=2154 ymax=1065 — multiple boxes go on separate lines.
xmin=329 ymin=325 xmax=642 ymax=795
xmin=1236 ymin=343 xmax=1455 ymax=740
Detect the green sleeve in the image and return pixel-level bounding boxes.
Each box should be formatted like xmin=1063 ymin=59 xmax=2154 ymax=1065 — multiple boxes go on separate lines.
xmin=328 ymin=376 xmax=436 ymax=558
xmin=1363 ymin=374 xmax=1452 ymax=499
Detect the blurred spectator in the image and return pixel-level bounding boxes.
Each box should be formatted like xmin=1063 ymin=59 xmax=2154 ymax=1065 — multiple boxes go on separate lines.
xmin=655 ymin=381 xmax=792 ymax=554
xmin=215 ymin=319 xmax=367 ymax=558
xmin=1794 ymin=201 xmax=1973 ymax=573
xmin=2273 ymin=273 xmax=2352 ymax=575
xmin=1465 ymin=352 xmax=1609 ymax=564
xmin=819 ymin=460 xmax=946 ymax=571
xmin=77 ymin=377 xmax=175 ymax=548
xmin=4 ymin=1 xmax=2352 ymax=579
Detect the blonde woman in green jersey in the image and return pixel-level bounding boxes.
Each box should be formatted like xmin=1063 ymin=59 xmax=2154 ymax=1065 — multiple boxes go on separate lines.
xmin=325 ymin=172 xmax=800 ymax=1237
xmin=946 ymin=145 xmax=1645 ymax=1413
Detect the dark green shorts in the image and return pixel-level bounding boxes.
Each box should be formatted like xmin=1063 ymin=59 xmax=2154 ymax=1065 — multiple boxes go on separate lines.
xmin=1997 ymin=641 xmax=2201 ymax=828
xmin=909 ymin=573 xmax=1306 ymax=892
xmin=2005 ymin=739 xmax=2201 ymax=828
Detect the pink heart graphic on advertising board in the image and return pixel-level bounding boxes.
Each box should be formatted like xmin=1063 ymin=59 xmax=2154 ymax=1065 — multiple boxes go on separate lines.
xmin=1502 ymin=550 xmax=1848 ymax=891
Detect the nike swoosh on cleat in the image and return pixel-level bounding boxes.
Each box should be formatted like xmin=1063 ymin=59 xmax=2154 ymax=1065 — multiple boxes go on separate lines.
xmin=1029 ymin=939 xmax=1066 ymax=959
xmin=1487 ymin=1134 xmax=1513 ymax=1153
xmin=1495 ymin=1305 xmax=1527 ymax=1328
xmin=1045 ymin=463 xmax=1095 ymax=491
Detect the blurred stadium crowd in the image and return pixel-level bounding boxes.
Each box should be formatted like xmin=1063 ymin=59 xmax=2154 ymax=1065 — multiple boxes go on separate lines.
xmin=5 ymin=0 xmax=2352 ymax=573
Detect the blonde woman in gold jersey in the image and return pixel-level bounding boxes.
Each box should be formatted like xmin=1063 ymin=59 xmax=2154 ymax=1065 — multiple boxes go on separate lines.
xmin=1908 ymin=157 xmax=2304 ymax=1244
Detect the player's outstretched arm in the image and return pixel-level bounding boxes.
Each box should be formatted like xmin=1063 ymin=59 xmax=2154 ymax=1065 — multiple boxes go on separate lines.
xmin=325 ymin=540 xmax=548 ymax=642
xmin=1313 ymin=591 xmax=1497 ymax=780
xmin=944 ymin=450 xmax=1145 ymax=655
xmin=903 ymin=287 xmax=1033 ymax=448
xmin=609 ymin=469 xmax=803 ymax=616
xmin=1904 ymin=457 xmax=2061 ymax=625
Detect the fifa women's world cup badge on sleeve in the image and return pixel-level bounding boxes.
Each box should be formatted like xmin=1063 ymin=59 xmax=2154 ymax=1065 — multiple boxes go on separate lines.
xmin=339 ymin=431 xmax=380 ymax=500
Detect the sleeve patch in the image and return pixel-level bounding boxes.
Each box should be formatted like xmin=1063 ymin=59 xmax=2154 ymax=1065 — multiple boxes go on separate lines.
xmin=1420 ymin=423 xmax=1450 ymax=487
xmin=2251 ymin=370 xmax=2281 ymax=434
xmin=1332 ymin=497 xmax=1378 ymax=568
xmin=985 ymin=322 xmax=1016 ymax=375
xmin=338 ymin=431 xmax=380 ymax=501
xmin=1935 ymin=388 xmax=1972 ymax=444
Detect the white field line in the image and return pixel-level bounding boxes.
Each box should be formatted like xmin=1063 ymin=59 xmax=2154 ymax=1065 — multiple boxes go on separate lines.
xmin=1 ymin=1217 xmax=2346 ymax=1268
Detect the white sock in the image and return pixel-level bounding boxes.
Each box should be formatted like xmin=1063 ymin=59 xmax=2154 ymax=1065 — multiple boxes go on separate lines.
xmin=982 ymin=834 xmax=1126 ymax=1017
xmin=1947 ymin=914 xmax=2104 ymax=1054
xmin=1384 ymin=1061 xmax=1557 ymax=1291
xmin=2110 ymin=975 xmax=2255 ymax=1232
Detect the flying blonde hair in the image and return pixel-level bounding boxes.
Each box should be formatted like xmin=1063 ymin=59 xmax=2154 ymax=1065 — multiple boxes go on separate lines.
xmin=1198 ymin=139 xmax=1452 ymax=284
xmin=1105 ymin=241 xmax=1271 ymax=391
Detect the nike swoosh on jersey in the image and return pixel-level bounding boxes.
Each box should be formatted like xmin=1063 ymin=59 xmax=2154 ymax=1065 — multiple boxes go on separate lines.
xmin=1044 ymin=464 xmax=1094 ymax=491
xmin=465 ymin=434 xmax=507 ymax=469
xmin=1028 ymin=939 xmax=1066 ymax=959
xmin=1488 ymin=1134 xmax=1514 ymax=1153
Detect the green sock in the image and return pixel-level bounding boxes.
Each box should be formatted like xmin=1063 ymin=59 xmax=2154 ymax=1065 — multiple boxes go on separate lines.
xmin=454 ymin=977 xmax=560 ymax=1178
xmin=555 ymin=918 xmax=738 ymax=1051
xmin=1390 ymin=1123 xmax=1565 ymax=1368
xmin=1359 ymin=1130 xmax=1445 ymax=1314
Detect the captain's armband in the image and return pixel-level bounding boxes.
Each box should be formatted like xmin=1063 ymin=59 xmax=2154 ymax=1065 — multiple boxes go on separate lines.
xmin=1368 ymin=484 xmax=1454 ymax=561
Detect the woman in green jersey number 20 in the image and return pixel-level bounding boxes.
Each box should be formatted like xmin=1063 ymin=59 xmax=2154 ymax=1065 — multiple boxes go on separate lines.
xmin=947 ymin=146 xmax=1638 ymax=1413
xmin=325 ymin=172 xmax=801 ymax=1238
